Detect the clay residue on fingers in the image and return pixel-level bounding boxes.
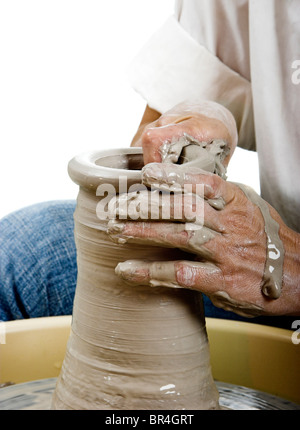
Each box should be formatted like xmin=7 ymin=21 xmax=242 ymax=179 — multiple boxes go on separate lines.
xmin=160 ymin=134 xmax=230 ymax=179
xmin=107 ymin=219 xmax=216 ymax=260
xmin=141 ymin=163 xmax=226 ymax=212
xmin=142 ymin=162 xmax=214 ymax=194
xmin=116 ymin=259 xmax=223 ymax=291
xmin=141 ymin=162 xmax=186 ymax=192
xmin=116 ymin=260 xmax=181 ymax=289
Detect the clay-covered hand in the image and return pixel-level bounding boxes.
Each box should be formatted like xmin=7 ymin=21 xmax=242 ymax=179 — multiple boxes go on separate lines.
xmin=132 ymin=101 xmax=238 ymax=167
xmin=107 ymin=163 xmax=300 ymax=318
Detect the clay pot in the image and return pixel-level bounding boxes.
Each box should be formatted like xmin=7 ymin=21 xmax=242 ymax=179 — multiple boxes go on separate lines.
xmin=51 ymin=148 xmax=219 ymax=410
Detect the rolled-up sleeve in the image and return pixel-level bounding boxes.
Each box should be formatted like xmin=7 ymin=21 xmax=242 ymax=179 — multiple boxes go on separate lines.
xmin=128 ymin=15 xmax=255 ymax=150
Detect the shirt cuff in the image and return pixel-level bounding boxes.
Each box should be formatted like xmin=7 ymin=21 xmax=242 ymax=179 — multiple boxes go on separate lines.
xmin=128 ymin=15 xmax=255 ymax=150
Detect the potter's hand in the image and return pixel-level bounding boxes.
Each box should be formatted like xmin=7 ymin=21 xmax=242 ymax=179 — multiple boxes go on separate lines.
xmin=108 ymin=163 xmax=300 ymax=318
xmin=131 ymin=102 xmax=238 ymax=167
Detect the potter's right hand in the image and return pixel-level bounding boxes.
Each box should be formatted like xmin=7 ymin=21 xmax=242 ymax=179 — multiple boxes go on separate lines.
xmin=131 ymin=101 xmax=238 ymax=167
xmin=107 ymin=163 xmax=300 ymax=319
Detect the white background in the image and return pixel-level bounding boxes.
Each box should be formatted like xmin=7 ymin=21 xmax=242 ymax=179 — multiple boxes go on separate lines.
xmin=0 ymin=0 xmax=260 ymax=219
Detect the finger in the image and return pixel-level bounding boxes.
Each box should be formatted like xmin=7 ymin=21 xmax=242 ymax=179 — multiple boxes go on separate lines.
xmin=142 ymin=162 xmax=233 ymax=206
xmin=108 ymin=189 xmax=222 ymax=229
xmin=107 ymin=219 xmax=217 ymax=258
xmin=115 ymin=260 xmax=263 ymax=318
xmin=115 ymin=259 xmax=223 ymax=293
xmin=142 ymin=123 xmax=187 ymax=164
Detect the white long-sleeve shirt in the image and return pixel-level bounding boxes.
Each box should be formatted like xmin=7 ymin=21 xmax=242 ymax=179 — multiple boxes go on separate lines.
xmin=128 ymin=0 xmax=300 ymax=233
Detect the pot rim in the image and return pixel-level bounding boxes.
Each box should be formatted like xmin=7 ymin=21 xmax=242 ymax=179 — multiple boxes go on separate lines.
xmin=68 ymin=147 xmax=143 ymax=191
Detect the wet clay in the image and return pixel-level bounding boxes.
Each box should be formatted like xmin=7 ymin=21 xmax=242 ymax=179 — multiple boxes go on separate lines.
xmin=141 ymin=162 xmax=226 ymax=210
xmin=236 ymin=183 xmax=284 ymax=299
xmin=51 ymin=148 xmax=220 ymax=410
xmin=160 ymin=135 xmax=230 ymax=179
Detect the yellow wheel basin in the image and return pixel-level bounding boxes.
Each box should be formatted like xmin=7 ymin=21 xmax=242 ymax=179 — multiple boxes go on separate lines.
xmin=0 ymin=316 xmax=299 ymax=405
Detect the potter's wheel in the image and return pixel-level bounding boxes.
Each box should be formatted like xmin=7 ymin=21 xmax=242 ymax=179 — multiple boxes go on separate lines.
xmin=0 ymin=378 xmax=299 ymax=410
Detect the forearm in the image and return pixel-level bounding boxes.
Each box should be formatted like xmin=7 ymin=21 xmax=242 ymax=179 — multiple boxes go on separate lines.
xmin=131 ymin=105 xmax=161 ymax=147
xmin=256 ymin=203 xmax=300 ymax=317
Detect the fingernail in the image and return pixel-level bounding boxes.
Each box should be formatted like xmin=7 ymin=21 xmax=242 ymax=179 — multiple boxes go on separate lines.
xmin=115 ymin=261 xmax=133 ymax=278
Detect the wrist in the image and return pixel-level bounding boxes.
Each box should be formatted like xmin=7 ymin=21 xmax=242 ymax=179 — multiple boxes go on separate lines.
xmin=266 ymin=206 xmax=300 ymax=316
xmin=131 ymin=105 xmax=161 ymax=147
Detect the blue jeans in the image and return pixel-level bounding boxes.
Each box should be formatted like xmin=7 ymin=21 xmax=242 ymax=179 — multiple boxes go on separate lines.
xmin=0 ymin=201 xmax=77 ymax=321
xmin=0 ymin=201 xmax=295 ymax=329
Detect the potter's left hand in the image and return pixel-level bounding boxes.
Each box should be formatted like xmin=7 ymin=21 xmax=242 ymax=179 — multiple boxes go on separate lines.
xmin=107 ymin=163 xmax=300 ymax=318
xmin=131 ymin=101 xmax=238 ymax=167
